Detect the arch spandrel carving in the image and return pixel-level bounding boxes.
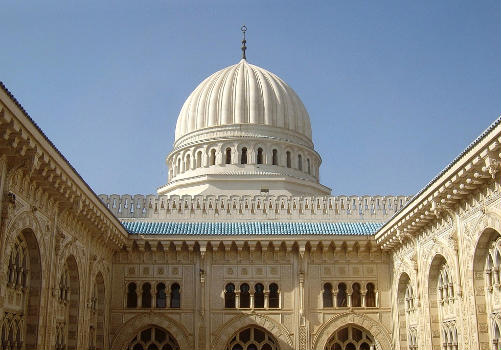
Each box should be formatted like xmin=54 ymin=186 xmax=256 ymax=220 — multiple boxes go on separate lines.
xmin=312 ymin=313 xmax=392 ymax=350
xmin=461 ymin=212 xmax=501 ymax=349
xmin=211 ymin=313 xmax=293 ymax=350
xmin=2 ymin=210 xmax=45 ymax=284
xmin=110 ymin=313 xmax=192 ymax=350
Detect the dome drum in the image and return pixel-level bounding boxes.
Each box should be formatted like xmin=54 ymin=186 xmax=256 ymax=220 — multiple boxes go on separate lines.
xmin=166 ymin=138 xmax=321 ymax=182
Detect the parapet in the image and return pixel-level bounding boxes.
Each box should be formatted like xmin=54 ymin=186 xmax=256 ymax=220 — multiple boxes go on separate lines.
xmin=99 ymin=194 xmax=411 ymax=223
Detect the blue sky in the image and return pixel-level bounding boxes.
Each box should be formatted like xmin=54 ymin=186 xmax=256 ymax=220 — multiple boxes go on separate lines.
xmin=1 ymin=1 xmax=499 ymax=196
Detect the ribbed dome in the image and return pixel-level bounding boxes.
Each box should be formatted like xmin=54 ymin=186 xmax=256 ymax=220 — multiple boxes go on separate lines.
xmin=174 ymin=59 xmax=312 ymax=142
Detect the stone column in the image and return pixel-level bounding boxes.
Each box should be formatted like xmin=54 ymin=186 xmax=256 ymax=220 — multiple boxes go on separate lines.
xmin=235 ymin=291 xmax=240 ymax=309
xmin=166 ymin=293 xmax=171 ymax=309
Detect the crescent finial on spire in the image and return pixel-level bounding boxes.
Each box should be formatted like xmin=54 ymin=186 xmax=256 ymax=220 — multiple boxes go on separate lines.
xmin=241 ymin=25 xmax=247 ymax=60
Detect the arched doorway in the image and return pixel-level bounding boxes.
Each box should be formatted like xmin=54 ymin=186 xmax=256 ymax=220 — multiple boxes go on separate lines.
xmin=89 ymin=272 xmax=106 ymax=350
xmin=225 ymin=326 xmax=279 ymax=350
xmin=472 ymin=227 xmax=501 ymax=349
xmin=126 ymin=326 xmax=180 ymax=350
xmin=396 ymin=272 xmax=417 ymax=349
xmin=325 ymin=325 xmax=374 ymax=350
xmin=428 ymin=254 xmax=458 ymax=350
xmin=2 ymin=229 xmax=42 ymax=349
xmin=55 ymin=255 xmax=80 ymax=350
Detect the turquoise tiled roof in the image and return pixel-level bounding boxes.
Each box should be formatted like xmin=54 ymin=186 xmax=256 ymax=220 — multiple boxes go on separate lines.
xmin=121 ymin=221 xmax=382 ymax=236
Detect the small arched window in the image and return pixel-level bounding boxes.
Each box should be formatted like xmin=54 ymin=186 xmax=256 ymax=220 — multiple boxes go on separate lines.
xmin=210 ymin=149 xmax=216 ymax=166
xmin=352 ymin=283 xmax=361 ymax=307
xmin=298 ymin=154 xmax=302 ymax=171
xmin=240 ymin=283 xmax=250 ymax=308
xmin=337 ymin=283 xmax=347 ymax=307
xmin=269 ymin=283 xmax=279 ymax=308
xmin=286 ymin=151 xmax=291 ymax=168
xmin=254 ymin=283 xmax=264 ymax=308
xmin=225 ymin=148 xmax=232 ymax=164
xmin=185 ymin=154 xmax=191 ymax=171
xmin=126 ymin=282 xmax=137 ymax=308
xmin=241 ymin=148 xmax=248 ymax=164
xmin=177 ymin=158 xmax=181 ymax=173
xmin=257 ymin=148 xmax=263 ymax=164
xmin=170 ymin=283 xmax=181 ymax=308
xmin=156 ymin=283 xmax=166 ymax=308
xmin=272 ymin=149 xmax=278 ymax=165
xmin=225 ymin=283 xmax=236 ymax=308
xmin=196 ymin=151 xmax=202 ymax=168
xmin=366 ymin=283 xmax=376 ymax=307
xmin=142 ymin=283 xmax=152 ymax=308
xmin=307 ymin=159 xmax=311 ymax=174
xmin=323 ymin=283 xmax=333 ymax=307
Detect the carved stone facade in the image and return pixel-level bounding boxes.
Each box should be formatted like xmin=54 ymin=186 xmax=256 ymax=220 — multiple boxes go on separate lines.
xmin=1 ymin=55 xmax=500 ymax=350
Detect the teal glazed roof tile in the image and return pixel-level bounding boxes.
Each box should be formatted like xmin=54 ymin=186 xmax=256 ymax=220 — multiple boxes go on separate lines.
xmin=121 ymin=221 xmax=383 ymax=236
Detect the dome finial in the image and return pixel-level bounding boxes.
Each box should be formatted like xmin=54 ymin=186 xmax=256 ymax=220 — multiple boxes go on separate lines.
xmin=241 ymin=25 xmax=247 ymax=60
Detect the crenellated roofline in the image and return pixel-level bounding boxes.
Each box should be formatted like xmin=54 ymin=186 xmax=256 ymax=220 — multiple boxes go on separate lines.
xmin=99 ymin=193 xmax=411 ymax=222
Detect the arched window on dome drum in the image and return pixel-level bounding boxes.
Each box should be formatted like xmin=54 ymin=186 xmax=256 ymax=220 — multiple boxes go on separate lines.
xmin=286 ymin=151 xmax=291 ymax=168
xmin=185 ymin=154 xmax=191 ymax=171
xmin=170 ymin=283 xmax=180 ymax=308
xmin=210 ymin=149 xmax=216 ymax=166
xmin=226 ymin=148 xmax=232 ymax=164
xmin=156 ymin=283 xmax=166 ymax=308
xmin=323 ymin=283 xmax=333 ymax=307
xmin=225 ymin=283 xmax=236 ymax=308
xmin=240 ymin=283 xmax=250 ymax=308
xmin=257 ymin=148 xmax=263 ymax=164
xmin=254 ymin=283 xmax=264 ymax=308
xmin=337 ymin=283 xmax=347 ymax=307
xmin=366 ymin=283 xmax=376 ymax=307
xmin=177 ymin=158 xmax=181 ymax=174
xmin=298 ymin=154 xmax=302 ymax=171
xmin=196 ymin=151 xmax=202 ymax=168
xmin=352 ymin=283 xmax=361 ymax=307
xmin=272 ymin=149 xmax=278 ymax=165
xmin=127 ymin=283 xmax=137 ymax=308
xmin=269 ymin=283 xmax=280 ymax=308
xmin=307 ymin=159 xmax=311 ymax=174
xmin=141 ymin=283 xmax=152 ymax=308
xmin=241 ymin=148 xmax=248 ymax=164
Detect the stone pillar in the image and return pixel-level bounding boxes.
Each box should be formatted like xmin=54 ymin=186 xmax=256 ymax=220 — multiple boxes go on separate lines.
xmin=166 ymin=293 xmax=171 ymax=309
xmin=264 ymin=291 xmax=269 ymax=309
xmin=235 ymin=291 xmax=240 ymax=308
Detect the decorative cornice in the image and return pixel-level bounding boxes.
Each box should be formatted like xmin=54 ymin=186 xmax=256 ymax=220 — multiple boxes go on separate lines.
xmin=0 ymin=82 xmax=128 ymax=250
xmin=376 ymin=116 xmax=501 ymax=250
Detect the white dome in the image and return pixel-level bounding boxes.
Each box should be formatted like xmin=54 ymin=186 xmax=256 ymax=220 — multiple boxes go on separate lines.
xmin=174 ymin=59 xmax=312 ymax=142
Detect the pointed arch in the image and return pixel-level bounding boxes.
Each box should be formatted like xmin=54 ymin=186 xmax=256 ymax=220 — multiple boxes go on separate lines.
xmin=312 ymin=313 xmax=392 ymax=350
xmin=110 ymin=313 xmax=192 ymax=349
xmin=2 ymin=210 xmax=45 ymax=349
xmin=211 ymin=314 xmax=293 ymax=350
